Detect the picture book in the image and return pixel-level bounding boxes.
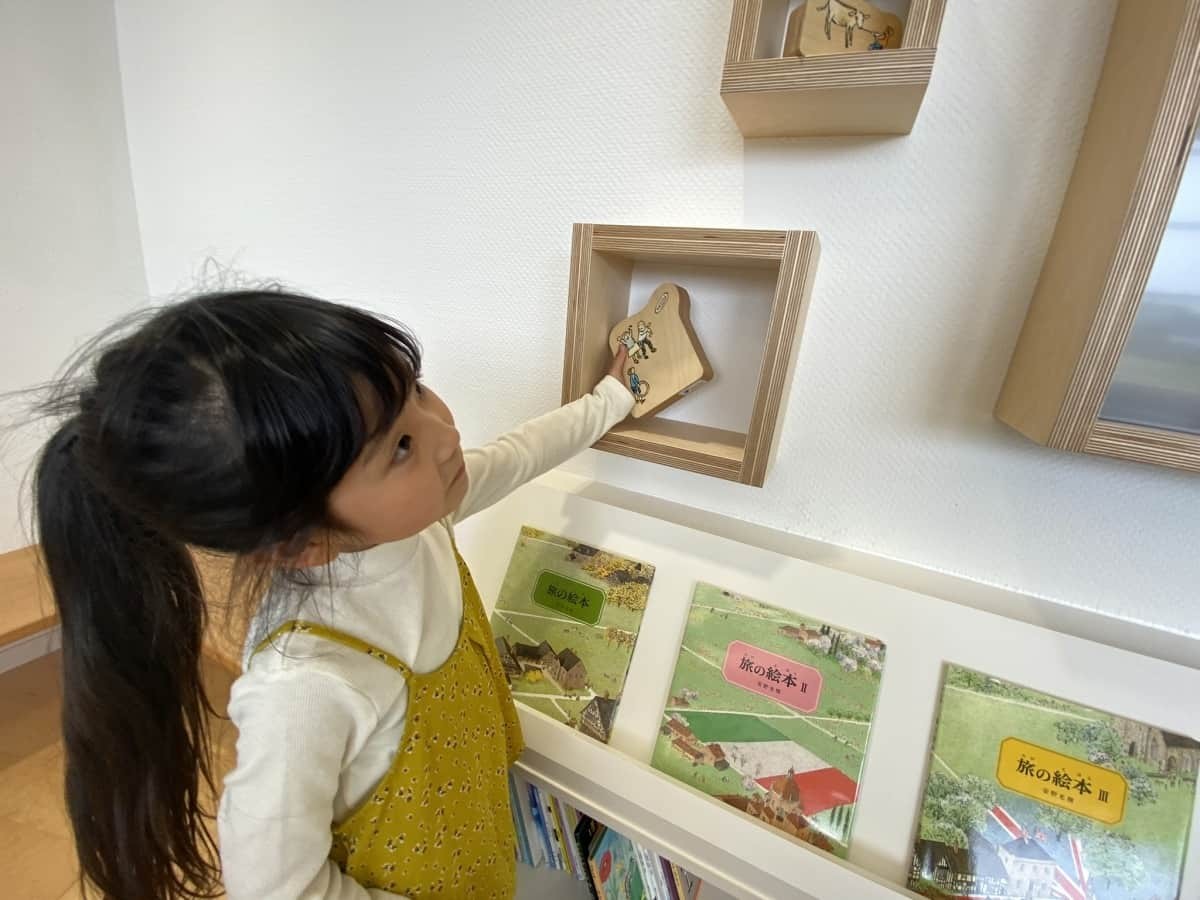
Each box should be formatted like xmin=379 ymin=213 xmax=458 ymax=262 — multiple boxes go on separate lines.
xmin=510 ymin=790 xmax=704 ymax=900
xmin=491 ymin=526 xmax=655 ymax=743
xmin=507 ymin=774 xmax=536 ymax=867
xmin=650 ymin=582 xmax=886 ymax=858
xmin=557 ymin=801 xmax=588 ymax=881
xmin=909 ymin=664 xmax=1198 ymax=900
xmin=575 ymin=814 xmax=602 ymax=900
xmin=527 ymin=783 xmax=556 ymax=869
xmin=589 ymin=826 xmax=646 ymax=900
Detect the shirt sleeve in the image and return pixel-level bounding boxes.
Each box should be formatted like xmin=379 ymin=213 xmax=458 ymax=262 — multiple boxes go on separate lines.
xmin=218 ymin=668 xmax=407 ymax=900
xmin=452 ymin=375 xmax=634 ymax=523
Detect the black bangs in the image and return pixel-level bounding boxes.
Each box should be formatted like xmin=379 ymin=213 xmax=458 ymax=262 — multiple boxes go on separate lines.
xmin=179 ymin=291 xmax=424 ymax=546
xmin=53 ymin=289 xmax=423 ymax=554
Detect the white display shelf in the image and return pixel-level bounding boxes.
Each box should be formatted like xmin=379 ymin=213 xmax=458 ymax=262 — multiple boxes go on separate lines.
xmin=456 ymin=478 xmax=1200 ymax=900
xmin=515 ymin=707 xmax=909 ymax=900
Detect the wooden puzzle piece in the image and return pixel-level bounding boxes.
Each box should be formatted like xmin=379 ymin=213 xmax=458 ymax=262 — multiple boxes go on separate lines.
xmin=608 ymin=282 xmax=712 ymax=420
xmin=786 ymin=0 xmax=904 ymax=58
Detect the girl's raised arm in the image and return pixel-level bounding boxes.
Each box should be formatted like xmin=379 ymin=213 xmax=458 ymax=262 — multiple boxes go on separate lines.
xmin=452 ymin=349 xmax=632 ymax=524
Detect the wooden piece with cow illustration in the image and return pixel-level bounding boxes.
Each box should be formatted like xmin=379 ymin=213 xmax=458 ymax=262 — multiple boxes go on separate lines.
xmin=721 ymin=0 xmax=944 ymax=137
xmin=787 ymin=0 xmax=904 ymax=58
xmin=608 ymin=282 xmax=713 ymax=420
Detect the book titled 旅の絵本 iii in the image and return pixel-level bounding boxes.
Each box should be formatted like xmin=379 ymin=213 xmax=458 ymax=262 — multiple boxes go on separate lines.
xmin=909 ymin=665 xmax=1197 ymax=900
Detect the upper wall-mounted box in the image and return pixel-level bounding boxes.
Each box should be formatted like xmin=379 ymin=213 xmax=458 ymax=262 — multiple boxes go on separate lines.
xmin=561 ymin=224 xmax=820 ymax=487
xmin=720 ymin=0 xmax=947 ymax=138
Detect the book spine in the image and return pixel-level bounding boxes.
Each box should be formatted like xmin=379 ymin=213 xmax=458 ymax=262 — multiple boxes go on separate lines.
xmin=514 ymin=776 xmax=544 ymax=866
xmin=616 ymin=834 xmax=646 ymax=900
xmin=574 ymin=815 xmax=601 ymax=900
xmin=659 ymin=856 xmax=680 ymax=900
xmin=649 ymin=847 xmax=673 ymax=900
xmin=587 ymin=856 xmax=605 ymax=899
xmin=669 ymin=864 xmax=685 ymax=899
xmin=556 ymin=800 xmax=587 ymax=880
xmin=507 ymin=775 xmax=531 ymax=865
xmin=527 ymin=784 xmax=556 ymax=869
xmin=587 ymin=826 xmax=609 ymax=898
xmin=540 ymin=791 xmax=566 ymax=870
xmin=548 ymin=795 xmax=573 ymax=875
xmin=632 ymin=842 xmax=661 ymax=900
xmin=670 ymin=863 xmax=702 ymax=900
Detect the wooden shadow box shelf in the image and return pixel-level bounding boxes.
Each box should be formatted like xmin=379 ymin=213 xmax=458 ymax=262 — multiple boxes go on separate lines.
xmin=996 ymin=0 xmax=1200 ymax=472
xmin=721 ymin=0 xmax=947 ymax=138
xmin=562 ymin=224 xmax=819 ymax=487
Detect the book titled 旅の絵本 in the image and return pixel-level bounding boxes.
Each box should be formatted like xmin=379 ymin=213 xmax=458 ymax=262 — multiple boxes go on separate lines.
xmin=490 ymin=526 xmax=655 ymax=745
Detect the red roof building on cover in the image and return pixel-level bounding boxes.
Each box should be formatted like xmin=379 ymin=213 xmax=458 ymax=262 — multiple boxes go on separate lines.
xmin=755 ymin=768 xmax=858 ymax=816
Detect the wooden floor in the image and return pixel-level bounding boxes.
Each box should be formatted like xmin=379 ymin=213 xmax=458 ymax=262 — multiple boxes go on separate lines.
xmin=0 ymin=651 xmax=237 ymax=900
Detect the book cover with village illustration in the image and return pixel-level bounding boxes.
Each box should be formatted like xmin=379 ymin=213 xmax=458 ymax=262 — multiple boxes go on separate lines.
xmin=649 ymin=583 xmax=886 ymax=858
xmin=909 ymin=664 xmax=1198 ymax=900
xmin=489 ymin=526 xmax=655 ymax=744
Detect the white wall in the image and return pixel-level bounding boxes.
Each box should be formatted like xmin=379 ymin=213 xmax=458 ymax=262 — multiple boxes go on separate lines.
xmin=113 ymin=1 xmax=1200 ymax=637
xmin=0 ymin=0 xmax=148 ymax=552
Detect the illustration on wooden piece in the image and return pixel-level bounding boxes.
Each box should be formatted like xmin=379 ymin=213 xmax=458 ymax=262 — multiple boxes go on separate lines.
xmin=490 ymin=526 xmax=655 ymax=744
xmin=785 ymin=0 xmax=904 ymax=57
xmin=608 ymin=282 xmax=713 ymax=420
xmin=650 ymin=583 xmax=886 ymax=858
xmin=909 ymin=665 xmax=1198 ymax=900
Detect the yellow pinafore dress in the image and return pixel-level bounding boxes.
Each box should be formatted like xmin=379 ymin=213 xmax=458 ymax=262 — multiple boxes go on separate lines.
xmin=254 ymin=549 xmax=524 ymax=898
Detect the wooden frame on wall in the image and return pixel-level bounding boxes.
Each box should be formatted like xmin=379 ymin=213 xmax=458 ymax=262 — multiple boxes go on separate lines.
xmin=996 ymin=0 xmax=1200 ymax=473
xmin=561 ymin=224 xmax=820 ymax=487
xmin=720 ymin=0 xmax=947 ymax=138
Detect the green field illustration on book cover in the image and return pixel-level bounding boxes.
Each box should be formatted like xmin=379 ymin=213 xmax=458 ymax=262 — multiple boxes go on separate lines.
xmin=489 ymin=526 xmax=654 ymax=744
xmin=650 ymin=583 xmax=886 ymax=858
xmin=909 ymin=664 xmax=1198 ymax=900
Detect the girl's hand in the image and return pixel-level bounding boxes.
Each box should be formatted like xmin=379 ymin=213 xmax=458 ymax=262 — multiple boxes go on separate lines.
xmin=607 ymin=344 xmax=629 ymax=385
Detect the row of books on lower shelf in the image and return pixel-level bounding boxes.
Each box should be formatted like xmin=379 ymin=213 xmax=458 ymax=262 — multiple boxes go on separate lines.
xmin=508 ymin=773 xmax=702 ymax=900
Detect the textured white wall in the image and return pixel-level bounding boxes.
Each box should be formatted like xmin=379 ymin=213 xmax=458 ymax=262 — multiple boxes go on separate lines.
xmin=114 ymin=1 xmax=1200 ymax=636
xmin=0 ymin=0 xmax=147 ymax=552
xmin=113 ymin=0 xmax=742 ymax=416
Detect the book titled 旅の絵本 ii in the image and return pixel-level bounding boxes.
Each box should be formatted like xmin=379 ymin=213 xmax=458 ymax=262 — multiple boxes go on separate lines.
xmin=651 ymin=582 xmax=886 ymax=858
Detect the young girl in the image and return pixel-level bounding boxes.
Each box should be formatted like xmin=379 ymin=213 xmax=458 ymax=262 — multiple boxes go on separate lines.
xmin=34 ymin=289 xmax=633 ymax=900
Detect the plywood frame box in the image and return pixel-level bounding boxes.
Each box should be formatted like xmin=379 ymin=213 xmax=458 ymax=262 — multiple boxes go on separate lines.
xmin=562 ymin=224 xmax=820 ymax=487
xmin=996 ymin=0 xmax=1200 ymax=473
xmin=721 ymin=0 xmax=947 ymax=138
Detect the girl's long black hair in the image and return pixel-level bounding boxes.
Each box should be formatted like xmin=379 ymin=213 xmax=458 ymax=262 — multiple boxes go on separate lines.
xmin=33 ymin=290 xmax=421 ymax=900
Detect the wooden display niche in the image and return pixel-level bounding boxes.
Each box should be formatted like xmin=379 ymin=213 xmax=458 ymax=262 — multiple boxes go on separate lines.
xmin=996 ymin=0 xmax=1200 ymax=472
xmin=0 ymin=546 xmax=53 ymax=649
xmin=721 ymin=0 xmax=946 ymax=138
xmin=562 ymin=225 xmax=820 ymax=487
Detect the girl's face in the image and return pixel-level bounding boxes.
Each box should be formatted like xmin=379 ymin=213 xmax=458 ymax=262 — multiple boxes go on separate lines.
xmin=322 ymin=383 xmax=466 ymax=553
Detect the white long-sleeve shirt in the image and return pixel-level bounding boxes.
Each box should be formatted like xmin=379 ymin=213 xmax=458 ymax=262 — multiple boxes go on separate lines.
xmin=218 ymin=377 xmax=634 ymax=899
